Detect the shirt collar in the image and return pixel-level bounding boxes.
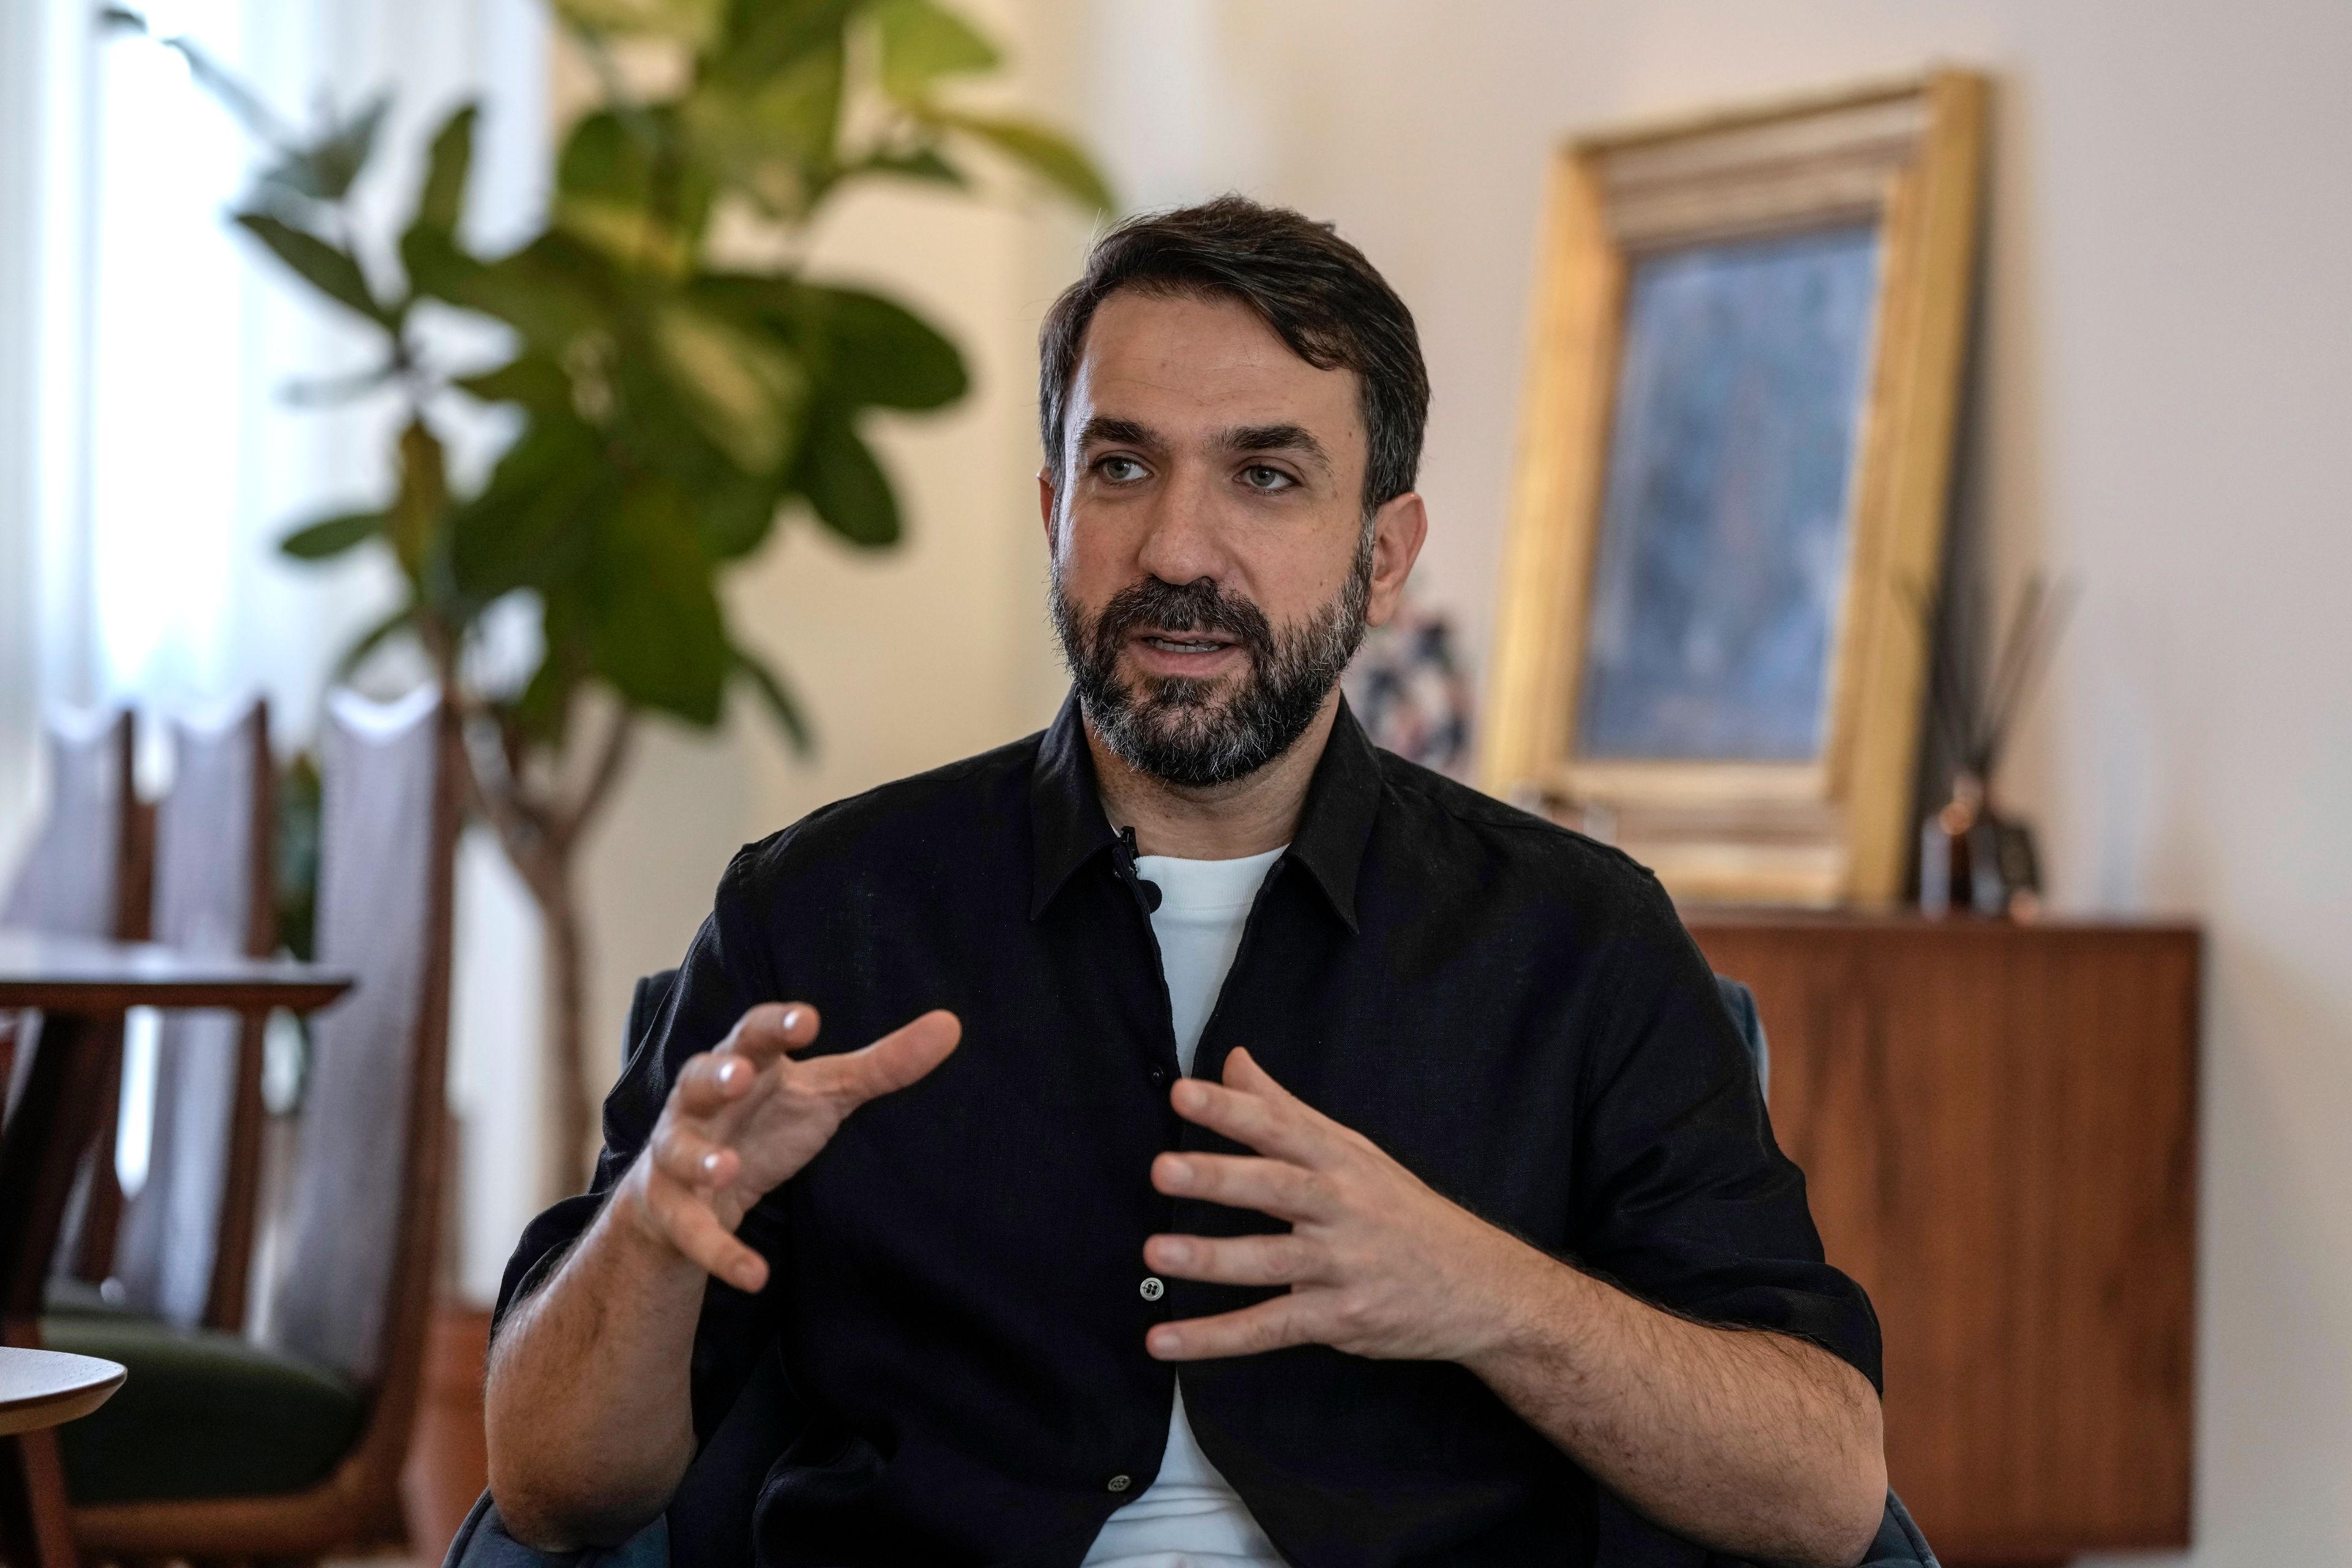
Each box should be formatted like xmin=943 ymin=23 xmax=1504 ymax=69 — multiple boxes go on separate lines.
xmin=1028 ymin=689 xmax=1381 ymax=933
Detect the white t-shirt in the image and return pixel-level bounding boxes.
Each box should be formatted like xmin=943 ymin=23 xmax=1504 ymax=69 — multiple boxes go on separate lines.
xmin=1082 ymin=845 xmax=1291 ymax=1568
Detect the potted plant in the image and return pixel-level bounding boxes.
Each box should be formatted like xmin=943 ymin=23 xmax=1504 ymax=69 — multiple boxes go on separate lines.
xmin=109 ymin=0 xmax=1110 ymax=1197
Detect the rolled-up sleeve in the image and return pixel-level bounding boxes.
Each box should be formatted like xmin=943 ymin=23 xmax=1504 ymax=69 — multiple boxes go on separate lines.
xmin=1569 ymin=873 xmax=1883 ymax=1392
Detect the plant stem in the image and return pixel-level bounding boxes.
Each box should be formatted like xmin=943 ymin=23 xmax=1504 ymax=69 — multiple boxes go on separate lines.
xmin=448 ymin=685 xmax=633 ymax=1200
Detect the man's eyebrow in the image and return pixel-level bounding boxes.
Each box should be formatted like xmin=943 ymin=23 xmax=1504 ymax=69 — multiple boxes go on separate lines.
xmin=1076 ymin=415 xmax=1159 ymax=449
xmin=1223 ymin=423 xmax=1333 ymax=474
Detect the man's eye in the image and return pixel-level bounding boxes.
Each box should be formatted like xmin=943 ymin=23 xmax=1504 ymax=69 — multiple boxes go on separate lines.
xmin=1241 ymin=465 xmax=1296 ymax=491
xmin=1095 ymin=456 xmax=1147 ymax=483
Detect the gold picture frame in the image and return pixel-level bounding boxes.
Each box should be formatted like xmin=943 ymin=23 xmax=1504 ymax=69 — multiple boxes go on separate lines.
xmin=1480 ymin=70 xmax=1987 ymax=906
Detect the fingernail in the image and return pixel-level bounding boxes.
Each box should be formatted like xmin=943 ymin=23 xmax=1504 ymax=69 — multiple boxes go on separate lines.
xmin=700 ymin=1151 xmax=723 ymax=1178
xmin=1159 ymin=1158 xmax=1192 ymax=1190
xmin=717 ymin=1059 xmax=742 ymax=1087
xmin=1149 ymin=1329 xmax=1180 ymax=1355
xmin=1158 ymin=1237 xmax=1193 ymax=1265
xmin=781 ymin=1006 xmax=804 ymax=1032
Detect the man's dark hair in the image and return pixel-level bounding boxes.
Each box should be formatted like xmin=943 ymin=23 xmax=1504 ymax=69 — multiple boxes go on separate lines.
xmin=1038 ymin=195 xmax=1430 ymax=514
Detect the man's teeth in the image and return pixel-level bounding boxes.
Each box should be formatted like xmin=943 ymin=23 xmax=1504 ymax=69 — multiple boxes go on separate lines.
xmin=1146 ymin=637 xmax=1223 ymax=653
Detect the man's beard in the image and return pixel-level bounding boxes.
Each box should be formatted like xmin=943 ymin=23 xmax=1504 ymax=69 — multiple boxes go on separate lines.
xmin=1051 ymin=536 xmax=1374 ymax=790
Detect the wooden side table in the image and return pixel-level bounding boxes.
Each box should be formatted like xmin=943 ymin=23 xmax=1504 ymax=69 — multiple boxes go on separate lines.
xmin=0 ymin=930 xmax=351 ymax=1568
xmin=0 ymin=1350 xmax=124 ymax=1438
xmin=1689 ymin=911 xmax=2200 ymax=1567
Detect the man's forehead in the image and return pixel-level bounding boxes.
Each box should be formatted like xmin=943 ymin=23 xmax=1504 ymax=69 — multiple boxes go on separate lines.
xmin=1069 ymin=290 xmax=1362 ymax=448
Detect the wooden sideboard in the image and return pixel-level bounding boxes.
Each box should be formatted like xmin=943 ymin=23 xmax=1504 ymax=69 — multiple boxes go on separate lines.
xmin=1685 ymin=912 xmax=2199 ymax=1567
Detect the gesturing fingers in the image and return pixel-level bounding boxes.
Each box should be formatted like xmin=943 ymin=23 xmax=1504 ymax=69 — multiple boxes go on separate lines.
xmin=795 ymin=1009 xmax=962 ymax=1106
xmin=1152 ymin=1151 xmax=1333 ymax=1221
xmin=673 ymin=1047 xmax=761 ymax=1118
xmin=717 ymin=1001 xmax=823 ymax=1065
xmin=1168 ymin=1049 xmax=1339 ymax=1167
xmin=650 ymin=1119 xmax=738 ymax=1191
xmin=639 ymin=1166 xmax=769 ymax=1293
xmin=1145 ymin=1230 xmax=1325 ymax=1288
xmin=1147 ymin=1295 xmax=1320 ymax=1361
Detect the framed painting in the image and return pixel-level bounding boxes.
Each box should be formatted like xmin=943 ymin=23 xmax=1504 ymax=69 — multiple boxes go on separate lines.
xmin=1480 ymin=71 xmax=1986 ymax=905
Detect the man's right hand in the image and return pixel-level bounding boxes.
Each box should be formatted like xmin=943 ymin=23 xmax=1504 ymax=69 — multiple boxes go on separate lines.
xmin=620 ymin=1002 xmax=963 ymax=1294
xmin=488 ymin=1001 xmax=958 ymax=1550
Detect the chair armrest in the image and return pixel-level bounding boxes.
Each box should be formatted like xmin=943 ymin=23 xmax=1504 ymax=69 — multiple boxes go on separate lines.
xmin=442 ymin=1493 xmax=668 ymax=1568
xmin=1859 ymin=1489 xmax=1940 ymax=1567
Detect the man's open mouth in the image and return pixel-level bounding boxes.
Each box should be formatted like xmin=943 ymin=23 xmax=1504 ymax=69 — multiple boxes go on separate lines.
xmin=1133 ymin=624 xmax=1239 ymax=655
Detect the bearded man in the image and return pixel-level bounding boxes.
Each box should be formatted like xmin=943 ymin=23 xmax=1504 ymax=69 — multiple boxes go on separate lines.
xmin=483 ymin=198 xmax=1890 ymax=1568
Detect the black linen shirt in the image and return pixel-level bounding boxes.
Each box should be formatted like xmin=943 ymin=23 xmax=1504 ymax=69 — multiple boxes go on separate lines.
xmin=496 ymin=695 xmax=1879 ymax=1568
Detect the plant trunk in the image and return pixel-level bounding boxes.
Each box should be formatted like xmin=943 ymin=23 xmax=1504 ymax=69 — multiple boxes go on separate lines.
xmin=530 ymin=859 xmax=595 ymax=1202
xmin=444 ymin=689 xmax=633 ymax=1207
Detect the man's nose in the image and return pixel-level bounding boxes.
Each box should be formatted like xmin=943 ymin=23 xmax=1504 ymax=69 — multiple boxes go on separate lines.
xmin=1132 ymin=467 xmax=1229 ymax=587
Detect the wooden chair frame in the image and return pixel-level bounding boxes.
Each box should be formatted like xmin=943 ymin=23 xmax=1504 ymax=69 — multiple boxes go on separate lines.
xmin=1 ymin=709 xmax=149 ymax=1285
xmin=72 ymin=695 xmax=461 ymax=1561
xmin=110 ymin=701 xmax=279 ymax=1330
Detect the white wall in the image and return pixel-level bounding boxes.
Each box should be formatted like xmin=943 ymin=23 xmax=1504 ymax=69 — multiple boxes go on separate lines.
xmin=1055 ymin=2 xmax=2352 ymax=1563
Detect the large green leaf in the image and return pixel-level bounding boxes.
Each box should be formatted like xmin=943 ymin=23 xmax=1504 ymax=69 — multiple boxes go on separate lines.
xmin=654 ymin=304 xmax=807 ymax=475
xmin=794 ymin=407 xmax=899 ymax=547
xmin=413 ymin=231 xmax=612 ymax=357
xmin=872 ymin=0 xmax=997 ymax=104
xmin=233 ymin=213 xmax=390 ymax=326
xmin=698 ymin=469 xmax=792 ymax=560
xmin=731 ymin=643 xmax=812 ymax=753
xmin=711 ymin=0 xmax=865 ymax=91
xmin=257 ymin=93 xmax=390 ymax=206
xmin=446 ymin=412 xmax=609 ymax=598
xmin=583 ymin=479 xmax=731 ymax=723
xmin=690 ymin=277 xmax=964 ymax=412
xmin=411 ymin=104 xmax=477 ymax=235
xmin=398 ymin=221 xmax=477 ymax=306
xmin=680 ymin=42 xmax=845 ymax=221
xmin=552 ymin=0 xmax=725 ymax=46
xmin=453 ymin=352 xmax=574 ymax=415
xmin=279 ymin=508 xmax=384 ymax=560
xmin=556 ymin=107 xmax=712 ymax=271
xmin=933 ymin=111 xmax=1113 ymax=210
xmin=803 ymin=286 xmax=965 ymax=410
xmin=854 ymin=147 xmax=966 ymax=189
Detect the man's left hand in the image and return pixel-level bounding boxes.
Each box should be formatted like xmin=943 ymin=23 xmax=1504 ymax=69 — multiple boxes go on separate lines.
xmin=1144 ymin=1047 xmax=1545 ymax=1363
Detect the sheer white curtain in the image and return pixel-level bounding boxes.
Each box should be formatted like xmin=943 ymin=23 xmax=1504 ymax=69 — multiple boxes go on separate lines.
xmin=2 ymin=0 xmax=549 ymax=780
xmin=0 ymin=0 xmax=554 ymax=1302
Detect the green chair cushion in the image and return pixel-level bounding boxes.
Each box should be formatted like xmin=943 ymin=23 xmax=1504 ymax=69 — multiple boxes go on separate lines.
xmin=41 ymin=1313 xmax=366 ymax=1505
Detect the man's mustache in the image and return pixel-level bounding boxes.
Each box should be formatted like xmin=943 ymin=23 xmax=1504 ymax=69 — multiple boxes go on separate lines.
xmin=1091 ymin=577 xmax=1276 ymax=666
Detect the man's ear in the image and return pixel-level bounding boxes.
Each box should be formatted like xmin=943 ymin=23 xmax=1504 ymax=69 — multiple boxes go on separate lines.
xmin=1038 ymin=468 xmax=1060 ymax=555
xmin=1363 ymin=491 xmax=1429 ymax=629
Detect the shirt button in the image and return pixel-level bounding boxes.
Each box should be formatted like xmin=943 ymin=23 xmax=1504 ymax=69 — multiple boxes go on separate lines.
xmin=1139 ymin=1276 xmax=1166 ymax=1302
xmin=1149 ymin=1067 xmax=1167 ymax=1087
xmin=1107 ymin=1473 xmax=1133 ymax=1493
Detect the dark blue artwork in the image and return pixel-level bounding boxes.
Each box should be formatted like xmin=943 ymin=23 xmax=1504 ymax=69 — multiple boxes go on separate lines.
xmin=1575 ymin=224 xmax=1882 ymax=762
